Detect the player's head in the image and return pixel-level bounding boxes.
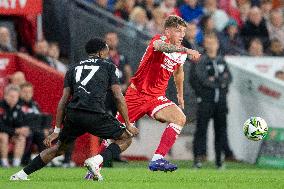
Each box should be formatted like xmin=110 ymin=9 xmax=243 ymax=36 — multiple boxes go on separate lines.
xmin=85 ymin=38 xmax=109 ymax=59
xmin=164 ymin=15 xmax=187 ymax=46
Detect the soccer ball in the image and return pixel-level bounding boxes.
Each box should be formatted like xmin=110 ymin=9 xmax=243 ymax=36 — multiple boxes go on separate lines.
xmin=243 ymin=117 xmax=268 ymax=141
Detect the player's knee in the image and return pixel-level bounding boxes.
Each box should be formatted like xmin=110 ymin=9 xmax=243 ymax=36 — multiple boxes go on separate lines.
xmin=175 ymin=114 xmax=186 ymax=126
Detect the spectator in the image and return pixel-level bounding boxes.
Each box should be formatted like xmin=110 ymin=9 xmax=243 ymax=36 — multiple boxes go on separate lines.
xmin=48 ymin=42 xmax=67 ymax=74
xmin=196 ymin=14 xmax=216 ymax=44
xmin=266 ymin=38 xmax=284 ymax=56
xmin=136 ymin=0 xmax=157 ymax=20
xmin=129 ymin=7 xmax=149 ymax=30
xmin=0 ymin=26 xmax=16 ymax=52
xmin=33 ymin=40 xmax=56 ymax=68
xmin=203 ymin=0 xmax=229 ymax=32
xmin=182 ymin=22 xmax=202 ymax=52
xmin=179 ymin=0 xmax=204 ymax=23
xmin=104 ymin=32 xmax=133 ymax=115
xmin=147 ymin=8 xmax=165 ymax=36
xmin=0 ymin=84 xmax=30 ymax=167
xmin=219 ymin=19 xmax=246 ymax=55
xmin=95 ymin=0 xmax=108 ymax=10
xmin=159 ymin=0 xmax=181 ymax=17
xmin=275 ymin=70 xmax=284 ymax=81
xmin=114 ymin=0 xmax=136 ymax=21
xmin=241 ymin=6 xmax=269 ymax=49
xmin=191 ymin=34 xmax=233 ymax=169
xmin=10 ymin=71 xmax=26 ymax=86
xmin=260 ymin=0 xmax=273 ymax=21
xmin=19 ymin=82 xmax=51 ymax=165
xmin=267 ymin=9 xmax=284 ymax=47
xmin=248 ymin=38 xmax=265 ymax=56
xmin=238 ymin=0 xmax=252 ymax=23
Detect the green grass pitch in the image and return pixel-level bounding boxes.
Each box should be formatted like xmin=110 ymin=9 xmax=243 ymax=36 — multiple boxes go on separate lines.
xmin=1 ymin=161 xmax=284 ymax=189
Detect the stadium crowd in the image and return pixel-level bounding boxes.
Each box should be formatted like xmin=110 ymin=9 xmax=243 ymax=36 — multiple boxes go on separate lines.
xmin=0 ymin=0 xmax=284 ymax=168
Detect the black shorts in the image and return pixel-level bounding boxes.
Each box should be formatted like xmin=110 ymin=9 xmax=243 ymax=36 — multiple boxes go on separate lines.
xmin=58 ymin=108 xmax=126 ymax=145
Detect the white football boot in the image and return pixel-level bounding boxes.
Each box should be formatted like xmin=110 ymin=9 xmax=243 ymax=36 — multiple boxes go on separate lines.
xmin=84 ymin=157 xmax=103 ymax=181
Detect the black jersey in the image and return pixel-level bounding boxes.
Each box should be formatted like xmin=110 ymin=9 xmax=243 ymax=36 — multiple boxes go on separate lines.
xmin=64 ymin=57 xmax=119 ymax=113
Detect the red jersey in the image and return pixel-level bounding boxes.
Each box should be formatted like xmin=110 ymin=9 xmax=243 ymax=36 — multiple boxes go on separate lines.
xmin=131 ymin=34 xmax=187 ymax=96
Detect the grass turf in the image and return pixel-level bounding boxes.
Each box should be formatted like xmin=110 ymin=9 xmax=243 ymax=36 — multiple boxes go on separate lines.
xmin=1 ymin=161 xmax=284 ymax=189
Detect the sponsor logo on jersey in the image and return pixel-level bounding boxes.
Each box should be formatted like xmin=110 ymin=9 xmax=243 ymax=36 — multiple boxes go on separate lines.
xmin=163 ymin=52 xmax=187 ymax=64
xmin=161 ymin=57 xmax=176 ymax=72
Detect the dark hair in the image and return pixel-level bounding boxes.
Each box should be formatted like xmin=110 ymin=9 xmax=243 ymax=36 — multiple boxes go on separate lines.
xmin=199 ymin=14 xmax=212 ymax=31
xmin=85 ymin=38 xmax=107 ymax=54
xmin=164 ymin=15 xmax=187 ymax=28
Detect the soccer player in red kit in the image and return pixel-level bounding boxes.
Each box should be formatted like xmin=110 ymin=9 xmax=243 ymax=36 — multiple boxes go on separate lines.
xmin=85 ymin=15 xmax=201 ymax=178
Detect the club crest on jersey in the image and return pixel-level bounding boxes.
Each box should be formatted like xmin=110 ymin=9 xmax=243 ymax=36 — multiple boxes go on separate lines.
xmin=160 ymin=36 xmax=167 ymax=41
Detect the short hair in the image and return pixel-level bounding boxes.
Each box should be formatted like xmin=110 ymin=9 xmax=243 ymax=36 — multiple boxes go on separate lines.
xmin=164 ymin=15 xmax=187 ymax=29
xmin=85 ymin=38 xmax=107 ymax=54
xmin=20 ymin=82 xmax=34 ymax=90
xmin=4 ymin=84 xmax=20 ymax=96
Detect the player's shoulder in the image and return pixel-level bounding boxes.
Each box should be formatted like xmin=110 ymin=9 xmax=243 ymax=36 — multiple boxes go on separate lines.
xmin=152 ymin=34 xmax=167 ymax=42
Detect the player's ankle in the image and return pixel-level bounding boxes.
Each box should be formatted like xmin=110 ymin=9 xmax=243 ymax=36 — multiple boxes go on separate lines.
xmin=151 ymin=154 xmax=164 ymax=161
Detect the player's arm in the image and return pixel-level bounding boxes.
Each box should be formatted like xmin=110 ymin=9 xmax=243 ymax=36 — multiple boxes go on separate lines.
xmin=44 ymin=87 xmax=71 ymax=147
xmin=173 ymin=65 xmax=185 ymax=109
xmin=111 ymin=84 xmax=139 ymax=136
xmin=153 ymin=40 xmax=201 ymax=61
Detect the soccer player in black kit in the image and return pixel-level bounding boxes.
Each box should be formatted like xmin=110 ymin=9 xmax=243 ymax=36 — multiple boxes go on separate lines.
xmin=10 ymin=38 xmax=139 ymax=181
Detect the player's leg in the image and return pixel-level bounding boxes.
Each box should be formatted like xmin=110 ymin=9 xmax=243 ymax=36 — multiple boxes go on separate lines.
xmin=148 ymin=103 xmax=186 ymax=171
xmin=84 ymin=113 xmax=133 ymax=181
xmin=10 ymin=110 xmax=85 ymax=180
xmin=0 ymin=132 xmax=10 ymax=167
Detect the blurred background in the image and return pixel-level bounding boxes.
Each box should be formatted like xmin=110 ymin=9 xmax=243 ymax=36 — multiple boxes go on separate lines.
xmin=1 ymin=0 xmax=284 ymax=169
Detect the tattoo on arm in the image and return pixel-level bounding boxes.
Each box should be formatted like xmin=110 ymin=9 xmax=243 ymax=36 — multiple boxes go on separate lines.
xmin=153 ymin=40 xmax=188 ymax=53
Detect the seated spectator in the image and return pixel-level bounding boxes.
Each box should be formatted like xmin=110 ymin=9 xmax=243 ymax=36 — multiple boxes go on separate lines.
xmin=114 ymin=0 xmax=136 ymax=21
xmin=0 ymin=26 xmax=16 ymax=52
xmin=203 ymin=0 xmax=229 ymax=32
xmin=248 ymin=38 xmax=265 ymax=56
xmin=10 ymin=71 xmax=26 ymax=86
xmin=48 ymin=42 xmax=67 ymax=74
xmin=147 ymin=8 xmax=165 ymax=36
xmin=219 ymin=19 xmax=246 ymax=55
xmin=238 ymin=1 xmax=251 ymax=24
xmin=267 ymin=9 xmax=284 ymax=47
xmin=219 ymin=0 xmax=243 ymax=27
xmin=179 ymin=0 xmax=204 ymax=23
xmin=136 ymin=0 xmax=157 ymax=20
xmin=33 ymin=40 xmax=56 ymax=68
xmin=275 ymin=70 xmax=284 ymax=81
xmin=95 ymin=0 xmax=108 ymax=10
xmin=260 ymin=0 xmax=273 ymax=21
xmin=241 ymin=6 xmax=269 ymax=49
xmin=19 ymin=82 xmax=51 ymax=165
xmin=127 ymin=7 xmax=150 ymax=37
xmin=182 ymin=22 xmax=203 ymax=52
xmin=159 ymin=0 xmax=181 ymax=17
xmin=0 ymin=84 xmax=29 ymax=167
xmin=266 ymin=38 xmax=284 ymax=56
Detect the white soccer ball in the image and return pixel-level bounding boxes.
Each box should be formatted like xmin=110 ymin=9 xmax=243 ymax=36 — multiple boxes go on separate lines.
xmin=243 ymin=117 xmax=268 ymax=141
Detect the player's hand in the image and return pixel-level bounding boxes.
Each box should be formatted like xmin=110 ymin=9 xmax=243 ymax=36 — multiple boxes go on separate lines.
xmin=126 ymin=123 xmax=139 ymax=136
xmin=186 ymin=49 xmax=201 ymax=62
xmin=44 ymin=132 xmax=59 ymax=147
xmin=177 ymin=95 xmax=184 ymax=109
